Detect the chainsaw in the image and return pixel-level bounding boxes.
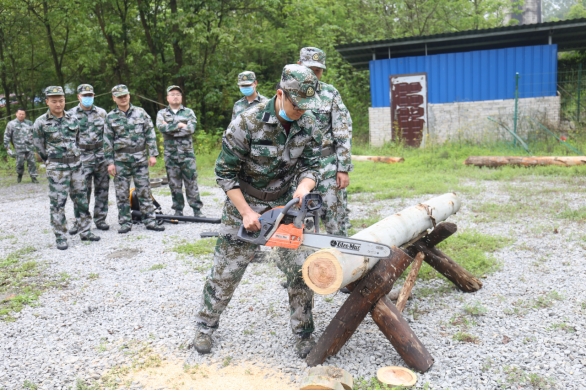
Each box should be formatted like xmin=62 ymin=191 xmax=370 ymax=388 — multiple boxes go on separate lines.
xmin=237 ymin=194 xmax=392 ymax=258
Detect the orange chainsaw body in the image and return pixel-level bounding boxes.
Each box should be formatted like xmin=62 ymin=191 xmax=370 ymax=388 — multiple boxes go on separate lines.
xmin=266 ymin=222 xmax=304 ymax=249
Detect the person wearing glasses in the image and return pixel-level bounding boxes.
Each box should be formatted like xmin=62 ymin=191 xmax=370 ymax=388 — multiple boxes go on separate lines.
xmin=103 ymin=84 xmax=164 ymax=234
xmin=32 ymin=86 xmax=101 ymax=250
xmin=298 ymin=47 xmax=353 ymax=237
xmin=191 ymin=64 xmax=322 ymax=359
xmin=231 ymin=71 xmax=268 ymax=121
xmin=156 ymin=85 xmax=204 ymax=217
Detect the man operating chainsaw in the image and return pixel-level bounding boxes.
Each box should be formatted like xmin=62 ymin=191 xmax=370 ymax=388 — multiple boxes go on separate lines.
xmin=191 ymin=64 xmax=322 ymax=359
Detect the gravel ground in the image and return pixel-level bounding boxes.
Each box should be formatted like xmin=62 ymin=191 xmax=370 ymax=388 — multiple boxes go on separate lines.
xmin=1 ymin=174 xmax=586 ymax=389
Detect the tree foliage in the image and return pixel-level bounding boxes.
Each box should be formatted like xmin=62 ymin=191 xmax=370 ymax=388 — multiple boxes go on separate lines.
xmin=0 ymin=0 xmax=512 ymax=136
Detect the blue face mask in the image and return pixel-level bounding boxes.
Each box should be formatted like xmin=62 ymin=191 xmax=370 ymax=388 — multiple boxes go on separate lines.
xmin=239 ymin=86 xmax=254 ymax=97
xmin=279 ymin=98 xmax=294 ymax=122
xmin=81 ymin=96 xmax=94 ymax=108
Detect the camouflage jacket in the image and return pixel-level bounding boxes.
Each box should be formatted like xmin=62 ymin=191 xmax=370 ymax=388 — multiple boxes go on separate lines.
xmin=231 ymin=93 xmax=269 ymax=121
xmin=156 ymin=105 xmax=197 ymax=154
xmin=4 ymin=118 xmax=34 ymax=153
xmin=217 ymin=96 xmax=321 ymax=194
xmin=67 ymin=104 xmax=107 ymax=164
xmin=32 ymin=110 xmax=81 ymax=171
xmin=104 ymin=104 xmax=159 ymax=165
xmin=312 ymin=81 xmax=353 ymax=175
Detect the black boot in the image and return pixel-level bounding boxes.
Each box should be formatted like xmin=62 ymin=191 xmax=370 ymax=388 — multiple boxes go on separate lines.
xmin=295 ymin=333 xmax=316 ymax=358
xmin=17 ymin=174 xmax=22 ymax=183
xmin=189 ymin=331 xmax=213 ymax=354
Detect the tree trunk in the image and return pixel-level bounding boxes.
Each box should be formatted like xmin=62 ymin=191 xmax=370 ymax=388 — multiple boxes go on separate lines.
xmin=352 ymin=155 xmax=404 ymax=164
xmin=465 ymin=156 xmax=586 ymax=167
xmin=306 ymin=248 xmax=413 ymax=367
xmin=371 ymin=296 xmax=434 ymax=372
xmin=302 ymin=193 xmax=461 ymax=294
xmin=396 ymin=252 xmax=424 ymax=312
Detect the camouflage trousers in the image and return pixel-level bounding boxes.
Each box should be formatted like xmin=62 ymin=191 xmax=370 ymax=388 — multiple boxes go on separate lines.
xmin=164 ymin=151 xmax=203 ymax=212
xmin=195 ymin=193 xmax=314 ymax=336
xmin=73 ymin=158 xmax=110 ymax=225
xmin=113 ymin=160 xmax=156 ymax=227
xmin=15 ymin=152 xmax=38 ymax=178
xmin=316 ymin=175 xmax=348 ymax=236
xmin=46 ymin=164 xmax=91 ymax=242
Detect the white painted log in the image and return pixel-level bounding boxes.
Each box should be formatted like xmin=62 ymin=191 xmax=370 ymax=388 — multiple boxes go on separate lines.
xmin=302 ymin=193 xmax=461 ymax=294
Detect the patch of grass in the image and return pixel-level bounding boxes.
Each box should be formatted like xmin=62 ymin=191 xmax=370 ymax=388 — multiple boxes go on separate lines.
xmin=558 ymin=206 xmax=586 ymax=222
xmin=243 ymin=329 xmax=254 ymax=335
xmin=348 ymin=207 xmax=382 ymax=236
xmin=74 ymin=378 xmax=96 ymax=390
xmin=149 ymin=264 xmax=166 ymax=271
xmin=534 ymin=291 xmax=563 ymax=308
xmin=324 ymin=296 xmax=333 ymax=303
xmin=222 ymin=355 xmax=232 ymax=367
xmin=481 ymin=357 xmax=493 ymax=372
xmin=353 ymin=377 xmax=394 ymax=390
xmin=183 ymin=363 xmax=209 ymax=379
xmin=463 ymin=301 xmax=488 ymax=316
xmin=450 ymin=315 xmax=476 ymax=329
xmin=415 ymin=282 xmax=455 ymax=298
xmin=501 ymin=365 xmax=555 ymax=389
xmin=200 ymin=191 xmax=213 ymax=196
xmin=505 ymin=291 xmax=563 ymax=316
xmin=22 ymin=380 xmax=38 ymax=390
xmin=88 ymin=272 xmax=99 ymax=280
xmin=101 ymin=340 xmax=163 ymax=388
xmin=548 ymin=322 xmax=576 ymax=333
xmin=173 ymin=238 xmax=216 ymax=257
xmin=453 ymin=331 xmax=479 ymax=343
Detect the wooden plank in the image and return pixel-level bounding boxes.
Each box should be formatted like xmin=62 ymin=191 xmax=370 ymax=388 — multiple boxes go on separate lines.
xmin=396 ymin=252 xmax=424 ymax=312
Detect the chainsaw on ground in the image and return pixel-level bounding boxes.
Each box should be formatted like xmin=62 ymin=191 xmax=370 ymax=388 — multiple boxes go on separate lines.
xmin=237 ymin=194 xmax=392 ymax=258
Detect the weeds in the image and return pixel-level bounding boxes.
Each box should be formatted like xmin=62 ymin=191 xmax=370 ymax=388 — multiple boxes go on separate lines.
xmin=353 ymin=377 xmax=394 ymax=390
xmin=501 ymin=365 xmax=555 ymax=389
xmin=222 ymin=356 xmax=232 ymax=367
xmin=453 ymin=331 xmax=479 ymax=343
xmin=173 ymin=238 xmax=216 ymax=257
xmin=148 ymin=264 xmax=166 ymax=271
xmin=548 ymin=322 xmax=576 ymax=333
xmin=87 ymin=273 xmax=99 ymax=280
xmin=463 ymin=301 xmax=488 ymax=316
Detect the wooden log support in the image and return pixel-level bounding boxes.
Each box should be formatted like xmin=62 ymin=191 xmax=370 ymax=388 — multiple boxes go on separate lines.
xmin=371 ymin=296 xmax=434 ymax=372
xmin=413 ymin=244 xmax=482 ymax=292
xmin=306 ymin=248 xmax=413 ymax=367
xmin=464 ymin=156 xmax=586 ymax=168
xmin=396 ymin=252 xmax=424 ymax=312
xmin=303 ymin=193 xmax=461 ymax=294
xmin=352 ymin=155 xmax=405 ymax=164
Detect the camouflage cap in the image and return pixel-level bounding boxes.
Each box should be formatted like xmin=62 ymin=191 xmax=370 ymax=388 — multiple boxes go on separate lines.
xmin=45 ymin=86 xmax=65 ymax=97
xmin=280 ymin=64 xmax=321 ymax=111
xmin=166 ymin=85 xmax=182 ymax=94
xmin=299 ymin=47 xmax=326 ymax=69
xmin=111 ymin=84 xmax=130 ymax=97
xmin=77 ymin=84 xmax=94 ymax=94
xmin=237 ymin=71 xmax=256 ymax=86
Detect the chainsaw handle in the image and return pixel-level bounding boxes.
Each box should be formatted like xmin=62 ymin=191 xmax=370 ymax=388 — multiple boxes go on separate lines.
xmin=293 ymin=193 xmax=323 ymax=228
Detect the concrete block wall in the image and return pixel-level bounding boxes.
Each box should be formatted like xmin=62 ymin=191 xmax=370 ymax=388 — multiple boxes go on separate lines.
xmin=369 ymin=96 xmax=561 ymax=146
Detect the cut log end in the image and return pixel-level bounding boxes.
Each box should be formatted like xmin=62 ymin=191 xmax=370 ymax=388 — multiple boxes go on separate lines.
xmin=302 ymin=250 xmax=344 ymax=295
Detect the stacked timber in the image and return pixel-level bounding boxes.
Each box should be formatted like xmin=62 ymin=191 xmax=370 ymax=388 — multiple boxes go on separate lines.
xmin=464 ymin=156 xmax=586 ymax=168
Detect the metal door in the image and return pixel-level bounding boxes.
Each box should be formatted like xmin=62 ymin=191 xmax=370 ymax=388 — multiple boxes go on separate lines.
xmin=390 ymin=73 xmax=428 ymax=147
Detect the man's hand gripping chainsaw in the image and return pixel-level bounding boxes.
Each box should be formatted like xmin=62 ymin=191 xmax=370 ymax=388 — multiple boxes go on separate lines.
xmin=237 ymin=194 xmax=392 ymax=258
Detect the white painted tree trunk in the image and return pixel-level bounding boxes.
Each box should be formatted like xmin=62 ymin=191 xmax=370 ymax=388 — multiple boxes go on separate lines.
xmin=302 ymin=193 xmax=461 ymax=294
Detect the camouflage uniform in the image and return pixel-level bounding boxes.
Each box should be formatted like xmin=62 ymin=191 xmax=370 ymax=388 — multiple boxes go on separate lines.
xmin=195 ymin=65 xmax=322 ymax=338
xmin=67 ymin=95 xmax=110 ymax=227
xmin=231 ymin=71 xmax=269 ymax=121
xmin=3 ymin=118 xmax=38 ymax=180
xmin=104 ymin=88 xmax=159 ymax=230
xmin=32 ymin=87 xmax=92 ymax=245
xmin=156 ymin=102 xmax=203 ymax=214
xmin=301 ymin=47 xmax=353 ymax=236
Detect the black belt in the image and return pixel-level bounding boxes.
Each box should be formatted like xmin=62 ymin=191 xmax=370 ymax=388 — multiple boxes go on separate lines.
xmin=238 ymin=179 xmax=290 ymax=202
xmin=48 ymin=156 xmax=79 ymax=164
xmin=162 ymin=133 xmax=190 ymax=141
xmin=79 ymin=142 xmax=102 ymax=151
xmin=116 ymin=145 xmax=146 ymax=153
xmin=321 ymin=145 xmax=335 ymax=157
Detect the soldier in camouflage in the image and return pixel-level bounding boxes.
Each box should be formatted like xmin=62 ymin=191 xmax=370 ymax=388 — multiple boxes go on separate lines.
xmin=67 ymin=84 xmax=110 ymax=234
xmin=104 ymin=84 xmax=164 ymax=234
xmin=32 ymin=86 xmax=101 ymax=250
xmin=299 ymin=47 xmax=353 ymax=236
xmin=156 ymin=85 xmax=204 ymax=217
xmin=4 ymin=108 xmax=38 ymax=183
xmin=191 ymin=64 xmax=322 ymax=359
xmin=231 ymin=71 xmax=269 ymax=121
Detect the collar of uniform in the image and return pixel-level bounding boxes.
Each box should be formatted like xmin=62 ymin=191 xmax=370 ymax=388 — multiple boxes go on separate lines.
xmin=76 ymin=103 xmax=96 ymax=113
xmin=167 ymin=105 xmax=184 ymax=112
xmin=46 ymin=109 xmax=70 ymax=120
xmin=260 ymin=97 xmax=279 ymax=124
xmin=114 ymin=103 xmax=134 ymax=116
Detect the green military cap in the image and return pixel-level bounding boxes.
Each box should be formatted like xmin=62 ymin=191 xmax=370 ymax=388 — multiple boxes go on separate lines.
xmin=45 ymin=86 xmax=65 ymax=97
xmin=299 ymin=47 xmax=326 ymax=70
xmin=280 ymin=64 xmax=321 ymax=111
xmin=111 ymin=84 xmax=130 ymax=97
xmin=77 ymin=84 xmax=94 ymax=94
xmin=237 ymin=71 xmax=256 ymax=86
xmin=166 ymin=85 xmax=182 ymax=93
